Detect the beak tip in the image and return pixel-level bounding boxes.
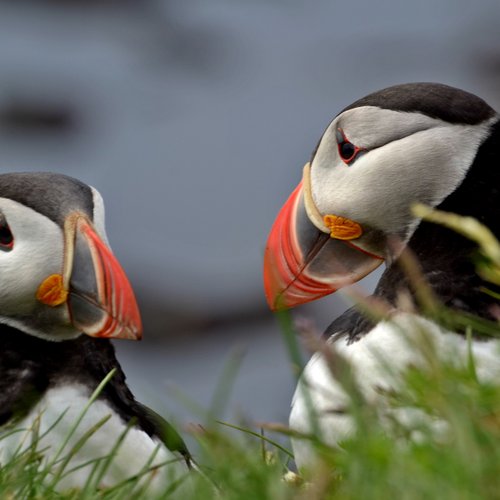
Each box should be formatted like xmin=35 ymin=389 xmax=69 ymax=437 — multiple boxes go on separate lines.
xmin=264 ymin=274 xmax=306 ymax=312
xmin=122 ymin=319 xmax=143 ymax=341
xmin=265 ymin=294 xmax=280 ymax=313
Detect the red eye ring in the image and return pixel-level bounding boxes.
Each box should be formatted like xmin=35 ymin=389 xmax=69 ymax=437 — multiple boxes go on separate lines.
xmin=336 ymin=128 xmax=366 ymax=165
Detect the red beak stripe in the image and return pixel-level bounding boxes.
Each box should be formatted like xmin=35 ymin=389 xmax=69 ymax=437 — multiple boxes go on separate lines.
xmin=78 ymin=219 xmax=143 ymax=340
xmin=264 ymin=182 xmax=337 ymax=311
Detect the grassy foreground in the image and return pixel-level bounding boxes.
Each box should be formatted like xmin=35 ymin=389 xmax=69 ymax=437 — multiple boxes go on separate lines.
xmin=2 ymin=322 xmax=500 ymax=500
xmin=2 ymin=209 xmax=500 ymax=499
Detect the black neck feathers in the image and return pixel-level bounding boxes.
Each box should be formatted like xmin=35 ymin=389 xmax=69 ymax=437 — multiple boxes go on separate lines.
xmin=0 ymin=326 xmax=190 ymax=461
xmin=0 ymin=327 xmax=139 ymax=426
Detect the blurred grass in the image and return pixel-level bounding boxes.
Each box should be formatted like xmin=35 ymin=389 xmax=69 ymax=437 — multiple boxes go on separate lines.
xmin=3 ymin=323 xmax=500 ymax=499
xmin=1 ymin=209 xmax=500 ymax=498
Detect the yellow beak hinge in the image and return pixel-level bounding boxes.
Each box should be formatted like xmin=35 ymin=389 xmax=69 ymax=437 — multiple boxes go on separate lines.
xmin=36 ymin=274 xmax=68 ymax=307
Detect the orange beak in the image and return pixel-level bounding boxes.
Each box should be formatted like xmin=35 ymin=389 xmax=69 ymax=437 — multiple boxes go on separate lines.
xmin=66 ymin=217 xmax=142 ymax=340
xmin=263 ymin=170 xmax=384 ymax=312
xmin=36 ymin=213 xmax=142 ymax=340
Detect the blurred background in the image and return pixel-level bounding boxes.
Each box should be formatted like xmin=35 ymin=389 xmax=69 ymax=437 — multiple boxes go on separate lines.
xmin=1 ymin=0 xmax=500 ymax=434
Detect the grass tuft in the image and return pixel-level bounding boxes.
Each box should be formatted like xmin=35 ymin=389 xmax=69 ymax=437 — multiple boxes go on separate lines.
xmin=1 ymin=211 xmax=500 ymax=498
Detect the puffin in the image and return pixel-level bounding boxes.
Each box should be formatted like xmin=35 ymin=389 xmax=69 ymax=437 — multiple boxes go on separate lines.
xmin=0 ymin=173 xmax=192 ymax=491
xmin=263 ymin=83 xmax=500 ymax=470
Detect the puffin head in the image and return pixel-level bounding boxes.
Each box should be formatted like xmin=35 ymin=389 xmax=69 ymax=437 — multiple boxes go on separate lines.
xmin=264 ymin=83 xmax=498 ymax=311
xmin=0 ymin=172 xmax=142 ymax=341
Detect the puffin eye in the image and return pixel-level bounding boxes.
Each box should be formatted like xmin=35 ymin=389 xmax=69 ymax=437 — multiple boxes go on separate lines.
xmin=340 ymin=142 xmax=356 ymax=161
xmin=0 ymin=218 xmax=14 ymax=251
xmin=336 ymin=128 xmax=364 ymax=165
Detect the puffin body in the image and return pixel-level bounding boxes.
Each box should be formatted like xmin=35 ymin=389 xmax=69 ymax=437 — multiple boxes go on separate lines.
xmin=262 ymin=83 xmax=500 ymax=470
xmin=0 ymin=173 xmax=190 ymax=490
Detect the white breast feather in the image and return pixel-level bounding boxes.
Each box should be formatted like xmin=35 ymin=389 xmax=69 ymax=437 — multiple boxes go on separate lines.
xmin=0 ymin=384 xmax=188 ymax=492
xmin=290 ymin=313 xmax=500 ymax=470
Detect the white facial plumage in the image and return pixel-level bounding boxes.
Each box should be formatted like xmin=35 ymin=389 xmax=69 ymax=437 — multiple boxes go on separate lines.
xmin=0 ymin=198 xmax=74 ymax=339
xmin=0 ymin=186 xmax=113 ymax=342
xmin=310 ymin=107 xmax=495 ymax=248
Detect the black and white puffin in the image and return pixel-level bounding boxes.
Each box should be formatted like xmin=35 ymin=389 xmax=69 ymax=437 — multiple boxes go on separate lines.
xmin=0 ymin=173 xmax=191 ymax=490
xmin=263 ymin=83 xmax=500 ymax=470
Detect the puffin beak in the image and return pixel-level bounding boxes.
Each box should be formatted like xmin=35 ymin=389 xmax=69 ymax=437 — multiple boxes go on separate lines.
xmin=67 ymin=216 xmax=142 ymax=339
xmin=263 ymin=164 xmax=384 ymax=311
xmin=37 ymin=213 xmax=142 ymax=340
